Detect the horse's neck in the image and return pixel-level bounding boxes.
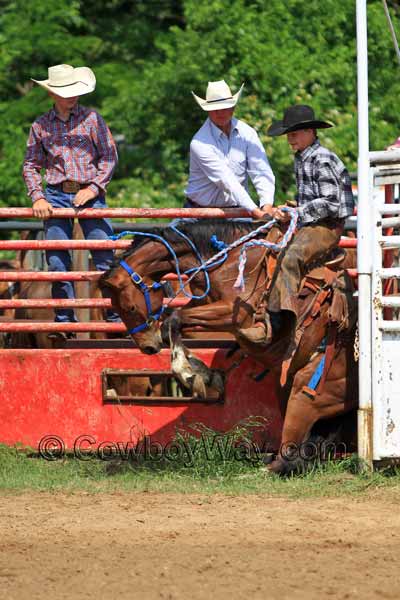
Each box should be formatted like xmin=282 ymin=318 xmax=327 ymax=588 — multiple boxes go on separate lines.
xmin=129 ymin=241 xmax=188 ymax=279
xmin=129 ymin=226 xmax=281 ymax=287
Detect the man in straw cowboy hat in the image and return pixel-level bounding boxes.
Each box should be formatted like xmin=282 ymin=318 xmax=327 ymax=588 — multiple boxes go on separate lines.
xmin=185 ymin=80 xmax=275 ymax=218
xmin=239 ymin=104 xmax=355 ymax=347
xmin=23 ymin=64 xmax=119 ymax=335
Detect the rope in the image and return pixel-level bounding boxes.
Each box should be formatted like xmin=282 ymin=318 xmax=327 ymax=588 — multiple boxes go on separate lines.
xmin=169 ymin=208 xmax=295 ymax=304
xmin=110 ymin=229 xmax=210 ymax=300
xmin=382 ymin=0 xmax=400 ymax=67
xmin=110 ymin=208 xmax=298 ymax=309
xmin=169 ymin=225 xmax=211 ymax=299
xmin=233 ymin=208 xmax=298 ymax=291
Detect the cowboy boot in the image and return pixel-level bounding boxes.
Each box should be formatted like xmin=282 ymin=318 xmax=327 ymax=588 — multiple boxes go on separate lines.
xmin=237 ymin=312 xmax=274 ymax=346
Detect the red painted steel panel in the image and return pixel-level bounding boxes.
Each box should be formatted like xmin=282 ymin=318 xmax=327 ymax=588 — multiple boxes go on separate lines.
xmin=0 ymin=321 xmax=125 ymax=332
xmin=383 ymin=185 xmax=394 ymax=320
xmin=161 ymin=273 xmax=189 ymax=281
xmin=339 ymin=239 xmax=357 ymax=248
xmin=0 ymin=348 xmax=282 ymax=451
xmin=0 ymin=236 xmax=358 ymax=250
xmin=0 ymin=240 xmax=131 ymax=250
xmin=0 ymin=207 xmax=251 ymax=219
xmin=162 ymin=297 xmax=191 ymax=308
xmin=346 ymin=269 xmax=358 ymax=278
xmin=0 ymin=271 xmax=101 ymax=281
xmin=0 ymin=299 xmax=112 ymax=309
xmin=0 ymin=267 xmax=358 ymax=284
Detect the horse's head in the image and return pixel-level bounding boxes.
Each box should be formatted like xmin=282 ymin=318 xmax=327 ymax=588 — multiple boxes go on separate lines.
xmin=99 ymin=218 xmax=286 ymax=353
xmin=99 ymin=258 xmax=164 ymax=355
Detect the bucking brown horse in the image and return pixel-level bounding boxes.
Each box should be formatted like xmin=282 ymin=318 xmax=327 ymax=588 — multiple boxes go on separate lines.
xmin=99 ymin=219 xmax=358 ymax=474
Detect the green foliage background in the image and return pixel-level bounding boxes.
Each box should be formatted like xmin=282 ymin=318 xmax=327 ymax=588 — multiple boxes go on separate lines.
xmin=0 ymin=0 xmax=399 ymax=208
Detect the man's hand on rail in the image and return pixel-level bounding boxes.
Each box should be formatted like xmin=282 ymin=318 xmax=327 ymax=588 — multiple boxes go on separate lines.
xmin=73 ymin=187 xmax=97 ymax=207
xmin=32 ymin=198 xmax=53 ymax=219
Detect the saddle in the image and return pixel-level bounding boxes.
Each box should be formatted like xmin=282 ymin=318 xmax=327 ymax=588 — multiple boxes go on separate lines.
xmin=298 ymin=247 xmax=350 ymax=331
xmin=265 ymin=246 xmax=354 ymax=387
xmin=265 ymin=245 xmax=349 ymax=325
xmin=304 ymin=246 xmax=346 ymax=286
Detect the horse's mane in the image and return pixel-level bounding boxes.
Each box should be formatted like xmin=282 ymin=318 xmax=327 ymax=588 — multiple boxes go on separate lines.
xmin=106 ymin=219 xmax=266 ymax=275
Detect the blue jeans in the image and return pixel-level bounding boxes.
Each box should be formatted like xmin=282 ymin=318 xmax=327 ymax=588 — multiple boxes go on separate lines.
xmin=44 ymin=185 xmax=119 ymax=323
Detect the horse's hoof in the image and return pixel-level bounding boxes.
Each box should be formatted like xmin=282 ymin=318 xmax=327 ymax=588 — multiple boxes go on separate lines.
xmin=262 ymin=453 xmax=275 ymax=465
xmin=105 ymin=388 xmax=118 ymax=400
xmin=265 ymin=456 xmax=307 ymax=476
xmin=267 ymin=459 xmax=284 ymax=474
xmin=210 ymin=370 xmax=225 ymax=394
xmin=192 ymin=374 xmax=207 ymax=399
xmin=264 ymin=457 xmax=293 ymax=476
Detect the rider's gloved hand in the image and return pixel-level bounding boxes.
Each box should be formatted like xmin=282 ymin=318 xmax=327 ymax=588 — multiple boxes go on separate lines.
xmin=274 ymin=202 xmax=298 ymax=223
xmin=274 ymin=208 xmax=292 ymax=223
xmin=251 ymin=205 xmax=276 ymax=221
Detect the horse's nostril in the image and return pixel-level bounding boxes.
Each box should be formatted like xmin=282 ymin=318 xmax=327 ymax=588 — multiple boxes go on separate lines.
xmin=143 ymin=346 xmax=158 ymax=355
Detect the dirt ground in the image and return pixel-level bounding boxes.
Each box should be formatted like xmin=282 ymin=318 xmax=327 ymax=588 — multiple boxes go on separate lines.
xmin=0 ymin=491 xmax=399 ymax=600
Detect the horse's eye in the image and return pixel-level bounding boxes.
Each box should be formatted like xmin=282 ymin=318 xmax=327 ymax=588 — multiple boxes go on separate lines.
xmin=121 ymin=301 xmax=136 ymax=313
xmin=120 ymin=288 xmax=138 ymax=314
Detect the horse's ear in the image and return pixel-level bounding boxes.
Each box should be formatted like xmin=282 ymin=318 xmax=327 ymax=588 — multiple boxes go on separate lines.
xmin=98 ymin=270 xmax=128 ymax=291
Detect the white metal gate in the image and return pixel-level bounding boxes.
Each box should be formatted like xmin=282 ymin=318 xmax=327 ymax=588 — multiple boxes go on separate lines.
xmin=370 ymin=161 xmax=400 ymax=461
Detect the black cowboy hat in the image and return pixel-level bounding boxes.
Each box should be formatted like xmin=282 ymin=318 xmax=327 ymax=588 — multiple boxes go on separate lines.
xmin=268 ymin=104 xmax=333 ymax=137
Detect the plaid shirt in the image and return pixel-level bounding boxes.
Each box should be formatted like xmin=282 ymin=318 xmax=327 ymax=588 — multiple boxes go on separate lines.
xmin=23 ymin=104 xmax=118 ymax=202
xmin=294 ymin=139 xmax=354 ymax=224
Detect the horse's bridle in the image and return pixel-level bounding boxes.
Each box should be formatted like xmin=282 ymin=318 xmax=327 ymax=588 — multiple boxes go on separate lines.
xmin=115 ymin=223 xmax=236 ymax=335
xmin=116 ymin=226 xmax=211 ymax=335
xmin=119 ymin=259 xmax=165 ymax=334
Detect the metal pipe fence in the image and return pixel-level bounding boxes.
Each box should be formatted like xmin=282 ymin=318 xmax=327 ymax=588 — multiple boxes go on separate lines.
xmin=0 ymin=207 xmax=360 ymax=332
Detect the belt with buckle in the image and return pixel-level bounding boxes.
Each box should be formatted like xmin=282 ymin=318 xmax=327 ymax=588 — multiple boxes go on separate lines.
xmin=61 ymin=181 xmax=85 ymax=194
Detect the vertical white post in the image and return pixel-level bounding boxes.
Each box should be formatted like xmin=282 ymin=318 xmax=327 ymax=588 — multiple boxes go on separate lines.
xmin=356 ymin=0 xmax=373 ymax=467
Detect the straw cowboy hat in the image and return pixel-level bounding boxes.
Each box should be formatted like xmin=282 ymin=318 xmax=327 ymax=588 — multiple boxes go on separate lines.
xmin=31 ymin=64 xmax=96 ymax=98
xmin=192 ymin=80 xmax=244 ymax=111
xmin=268 ymin=105 xmax=333 ymax=136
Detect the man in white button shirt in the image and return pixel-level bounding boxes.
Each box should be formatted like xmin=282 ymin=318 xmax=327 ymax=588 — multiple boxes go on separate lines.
xmin=185 ymin=80 xmax=275 ymax=219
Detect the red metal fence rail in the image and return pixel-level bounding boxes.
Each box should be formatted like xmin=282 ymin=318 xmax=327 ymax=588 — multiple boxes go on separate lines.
xmin=0 ymin=207 xmax=360 ymax=332
xmin=0 ymin=207 xmax=251 ymax=219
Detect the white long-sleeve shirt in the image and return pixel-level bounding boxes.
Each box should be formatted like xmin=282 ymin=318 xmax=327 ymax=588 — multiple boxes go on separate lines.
xmin=185 ymin=117 xmax=275 ymax=211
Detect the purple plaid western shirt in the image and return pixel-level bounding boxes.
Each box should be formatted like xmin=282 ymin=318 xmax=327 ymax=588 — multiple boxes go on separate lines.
xmin=23 ymin=104 xmax=118 ymax=202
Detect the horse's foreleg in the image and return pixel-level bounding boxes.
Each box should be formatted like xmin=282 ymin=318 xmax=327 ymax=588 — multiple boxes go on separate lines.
xmin=165 ymin=310 xmax=224 ymax=399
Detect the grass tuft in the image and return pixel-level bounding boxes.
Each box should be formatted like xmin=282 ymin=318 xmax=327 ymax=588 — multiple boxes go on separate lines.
xmin=1 ymin=420 xmax=400 ymax=497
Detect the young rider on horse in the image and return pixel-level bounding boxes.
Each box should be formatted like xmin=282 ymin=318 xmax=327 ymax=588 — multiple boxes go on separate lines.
xmin=185 ymin=79 xmax=275 ymax=219
xmin=239 ymin=104 xmax=355 ymax=347
xmin=23 ymin=64 xmax=119 ymax=338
